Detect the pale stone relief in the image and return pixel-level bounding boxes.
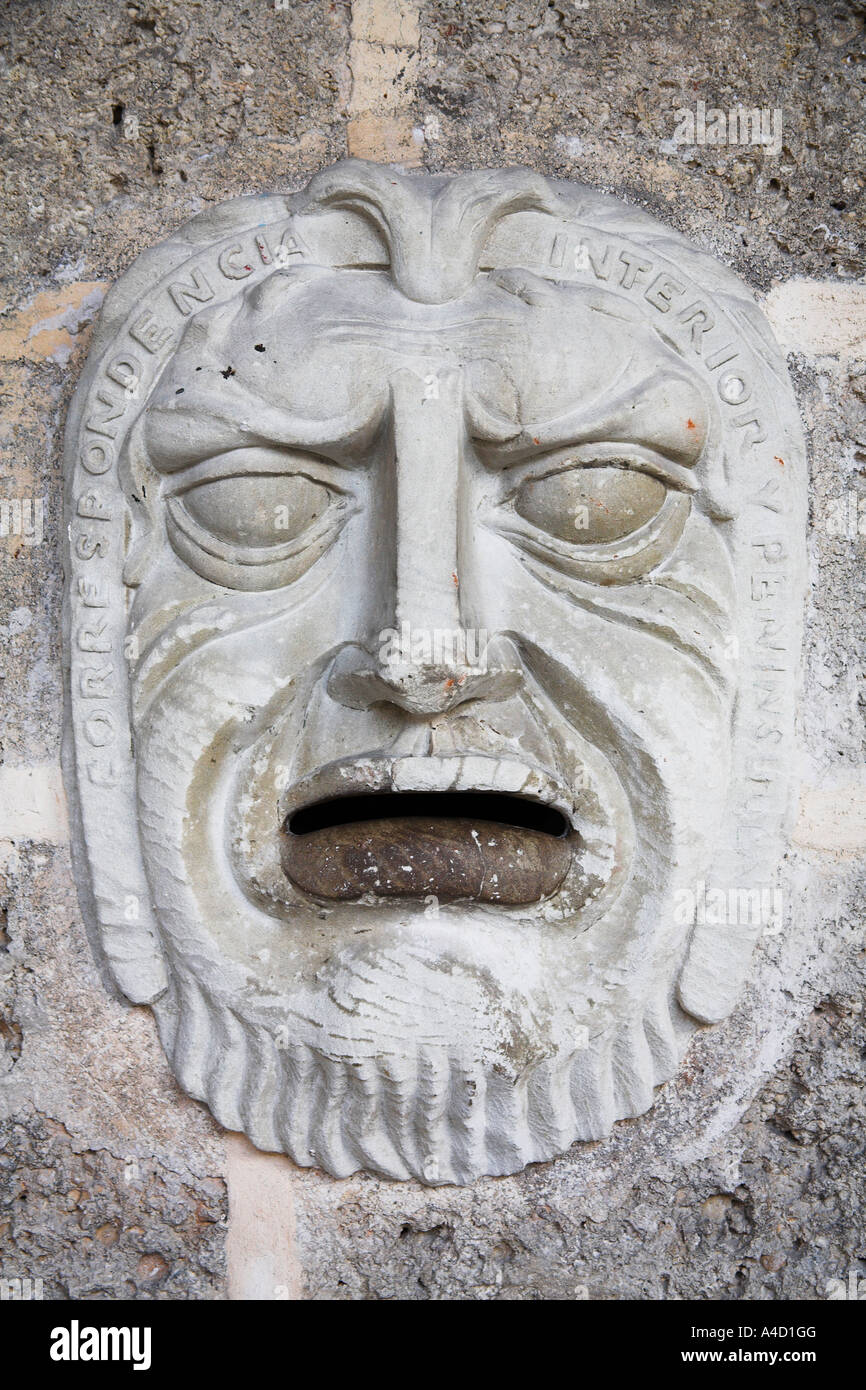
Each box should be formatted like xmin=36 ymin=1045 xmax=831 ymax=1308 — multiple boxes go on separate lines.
xmin=63 ymin=161 xmax=807 ymax=1183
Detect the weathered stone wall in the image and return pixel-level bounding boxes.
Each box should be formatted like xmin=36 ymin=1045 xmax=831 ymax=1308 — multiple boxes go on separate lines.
xmin=0 ymin=0 xmax=863 ymax=1300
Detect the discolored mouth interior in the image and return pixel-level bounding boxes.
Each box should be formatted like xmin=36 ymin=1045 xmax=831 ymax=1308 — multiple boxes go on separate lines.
xmin=280 ymin=791 xmax=575 ymax=905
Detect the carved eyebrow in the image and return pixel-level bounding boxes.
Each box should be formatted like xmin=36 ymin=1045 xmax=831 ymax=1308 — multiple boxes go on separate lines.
xmin=144 ymin=390 xmax=385 ymax=473
xmin=471 ymin=365 xmax=710 ymax=469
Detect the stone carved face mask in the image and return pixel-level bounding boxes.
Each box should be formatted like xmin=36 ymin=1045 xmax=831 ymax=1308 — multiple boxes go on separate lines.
xmin=64 ymin=162 xmax=806 ymax=1184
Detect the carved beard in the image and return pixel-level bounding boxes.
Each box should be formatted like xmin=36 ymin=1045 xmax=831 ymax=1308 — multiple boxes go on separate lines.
xmin=132 ymin=511 xmax=733 ymax=1183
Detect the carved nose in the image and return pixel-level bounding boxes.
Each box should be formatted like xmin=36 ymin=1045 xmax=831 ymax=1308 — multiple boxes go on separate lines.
xmin=328 ymin=368 xmax=524 ymax=715
xmin=327 ymin=634 xmax=523 ymax=715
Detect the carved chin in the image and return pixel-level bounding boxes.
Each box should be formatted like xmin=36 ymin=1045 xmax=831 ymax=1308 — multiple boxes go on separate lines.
xmin=153 ymin=928 xmax=688 ymax=1185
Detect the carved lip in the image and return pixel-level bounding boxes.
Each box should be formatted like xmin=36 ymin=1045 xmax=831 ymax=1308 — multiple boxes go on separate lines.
xmin=278 ymin=756 xmax=579 ymax=905
xmin=279 ymin=754 xmax=577 ymax=824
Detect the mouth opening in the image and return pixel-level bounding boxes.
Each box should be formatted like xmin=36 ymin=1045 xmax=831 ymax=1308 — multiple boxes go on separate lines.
xmin=287 ymin=791 xmax=570 ymax=839
xmin=281 ymin=791 xmax=575 ymax=905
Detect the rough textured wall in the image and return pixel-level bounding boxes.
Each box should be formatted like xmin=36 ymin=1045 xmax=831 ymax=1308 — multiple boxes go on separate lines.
xmin=0 ymin=0 xmax=863 ymax=1300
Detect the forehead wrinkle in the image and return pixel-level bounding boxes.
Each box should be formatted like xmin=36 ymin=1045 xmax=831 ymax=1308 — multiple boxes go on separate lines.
xmin=309 ymin=313 xmax=520 ymax=352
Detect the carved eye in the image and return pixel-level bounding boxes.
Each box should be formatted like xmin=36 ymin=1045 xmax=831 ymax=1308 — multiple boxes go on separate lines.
xmin=179 ymin=473 xmax=331 ymax=548
xmin=515 ymin=464 xmax=667 ymax=544
xmin=164 ymin=467 xmax=351 ymax=592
